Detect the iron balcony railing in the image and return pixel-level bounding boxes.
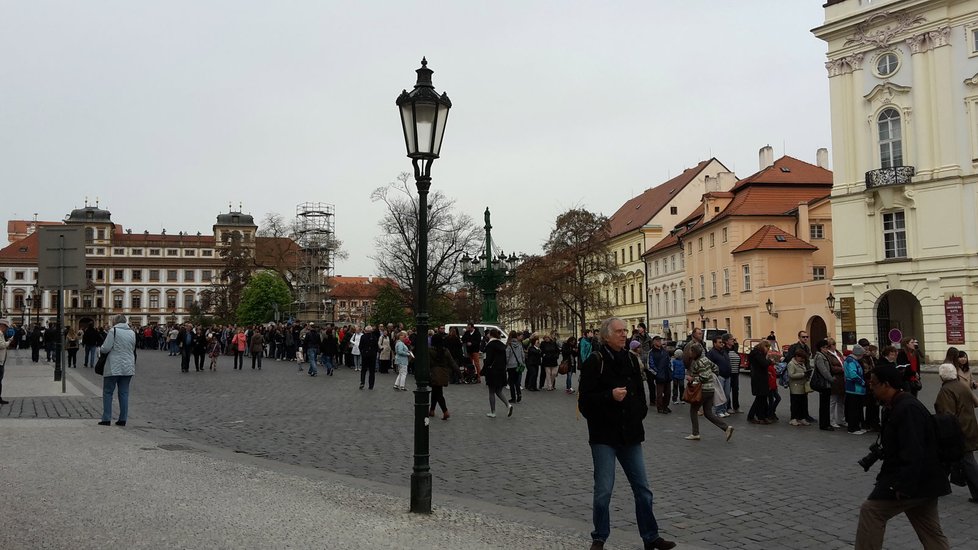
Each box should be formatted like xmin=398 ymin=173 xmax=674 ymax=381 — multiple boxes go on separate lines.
xmin=865 ymin=166 xmax=915 ymax=189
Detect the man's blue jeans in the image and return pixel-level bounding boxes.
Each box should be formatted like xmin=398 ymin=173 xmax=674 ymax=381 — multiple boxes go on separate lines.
xmin=322 ymin=354 xmax=334 ymax=374
xmin=590 ymin=443 xmax=661 ymax=544
xmin=85 ymin=345 xmax=98 ymax=367
xmin=307 ymin=348 xmax=318 ymax=375
xmin=102 ymin=375 xmax=132 ymax=423
xmin=714 ymin=375 xmax=732 ymax=415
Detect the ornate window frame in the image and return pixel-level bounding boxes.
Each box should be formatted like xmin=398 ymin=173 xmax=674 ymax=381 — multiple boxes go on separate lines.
xmin=865 ymin=83 xmax=913 ymax=170
xmin=965 ymin=92 xmax=978 ymax=166
xmin=965 ymin=20 xmax=978 ymax=58
xmin=872 ymin=50 xmax=901 ymax=78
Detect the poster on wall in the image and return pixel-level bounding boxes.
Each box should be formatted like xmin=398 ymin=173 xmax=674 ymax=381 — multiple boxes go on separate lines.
xmin=840 ymin=297 xmax=857 ymax=345
xmin=946 ymin=297 xmax=965 ymax=345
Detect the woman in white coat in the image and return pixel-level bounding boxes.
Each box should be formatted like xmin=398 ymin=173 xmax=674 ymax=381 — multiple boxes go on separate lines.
xmin=98 ymin=314 xmax=137 ymax=426
xmin=350 ymin=326 xmax=363 ymax=372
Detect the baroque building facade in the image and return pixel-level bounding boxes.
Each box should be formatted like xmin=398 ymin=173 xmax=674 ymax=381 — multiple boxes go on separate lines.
xmin=0 ymin=205 xmax=294 ymax=328
xmin=814 ymin=0 xmax=978 ymax=359
xmin=646 ymin=150 xmax=837 ymax=345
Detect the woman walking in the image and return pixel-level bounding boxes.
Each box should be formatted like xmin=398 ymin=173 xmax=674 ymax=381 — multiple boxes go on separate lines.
xmin=207 ymin=335 xmax=221 ymax=370
xmin=231 ymin=328 xmax=247 ymax=370
xmin=250 ymin=328 xmax=264 ymax=370
xmin=897 ymin=336 xmax=923 ymax=396
xmin=562 ymin=336 xmax=578 ymax=394
xmin=483 ymin=328 xmax=513 ymax=418
xmin=428 ymin=333 xmax=454 ymax=420
xmin=377 ymin=327 xmax=392 ymax=374
xmin=390 ymin=331 xmax=411 ymax=391
xmin=787 ymin=348 xmax=811 ymax=426
xmin=351 ymin=326 xmax=363 ymax=372
xmin=98 ymin=314 xmax=136 ymax=427
xmin=505 ymin=331 xmax=525 ymax=404
xmin=65 ymin=327 xmax=80 ymax=368
xmin=747 ymin=340 xmax=771 ymax=424
xmin=541 ymin=336 xmax=560 ymax=391
xmin=683 ymin=343 xmax=734 ymax=441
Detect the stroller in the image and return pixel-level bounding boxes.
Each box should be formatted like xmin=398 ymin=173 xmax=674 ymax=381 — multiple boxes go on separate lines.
xmin=458 ymin=357 xmax=479 ymax=384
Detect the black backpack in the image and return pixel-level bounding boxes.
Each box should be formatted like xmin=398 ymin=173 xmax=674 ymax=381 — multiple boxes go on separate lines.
xmin=932 ymin=413 xmax=965 ymax=466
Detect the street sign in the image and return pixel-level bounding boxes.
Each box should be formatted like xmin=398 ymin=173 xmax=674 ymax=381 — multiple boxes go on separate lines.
xmin=945 ymin=297 xmax=965 ymax=345
xmin=37 ymin=226 xmax=86 ymax=289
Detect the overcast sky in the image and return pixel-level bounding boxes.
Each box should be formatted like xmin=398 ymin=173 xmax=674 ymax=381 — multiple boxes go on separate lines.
xmin=1 ymin=1 xmax=831 ymax=277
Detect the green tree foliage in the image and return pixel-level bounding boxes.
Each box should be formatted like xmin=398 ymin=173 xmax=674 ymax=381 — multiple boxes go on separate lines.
xmin=236 ymin=271 xmax=292 ymax=326
xmin=369 ymin=284 xmax=412 ymax=328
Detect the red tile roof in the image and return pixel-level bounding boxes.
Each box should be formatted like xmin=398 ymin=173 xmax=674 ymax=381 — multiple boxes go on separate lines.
xmin=644 ymin=210 xmax=702 ymax=256
xmin=731 ymin=225 xmax=819 ymax=254
xmin=0 ymin=232 xmax=39 ymax=262
xmin=731 ymin=156 xmax=832 ymax=191
xmin=327 ymin=276 xmax=397 ymax=299
xmin=607 ymin=158 xmax=727 ymax=238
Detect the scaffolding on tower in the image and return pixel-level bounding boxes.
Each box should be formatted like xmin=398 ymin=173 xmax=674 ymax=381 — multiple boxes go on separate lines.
xmin=294 ymin=202 xmax=337 ymax=323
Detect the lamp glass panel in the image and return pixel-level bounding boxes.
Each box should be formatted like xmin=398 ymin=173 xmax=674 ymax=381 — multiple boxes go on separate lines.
xmin=414 ymin=102 xmax=436 ymax=154
xmin=400 ymin=104 xmax=416 ymax=154
xmin=432 ymin=104 xmax=449 ymax=156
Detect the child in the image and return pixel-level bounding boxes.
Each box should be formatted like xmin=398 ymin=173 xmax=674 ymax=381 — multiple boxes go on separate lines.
xmin=766 ymin=351 xmax=782 ymax=422
xmin=207 ymin=335 xmax=221 ymax=371
xmin=671 ymin=349 xmax=686 ymax=404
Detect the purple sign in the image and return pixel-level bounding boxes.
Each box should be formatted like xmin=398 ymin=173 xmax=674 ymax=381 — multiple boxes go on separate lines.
xmin=946 ymin=297 xmax=965 ymax=345
xmin=888 ymin=329 xmax=902 ymax=343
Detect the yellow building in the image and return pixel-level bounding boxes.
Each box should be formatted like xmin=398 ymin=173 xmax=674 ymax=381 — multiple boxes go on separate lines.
xmin=814 ymin=0 xmax=978 ymax=359
xmin=597 ymin=158 xmax=731 ymax=332
xmin=648 ymin=151 xmax=837 ymax=344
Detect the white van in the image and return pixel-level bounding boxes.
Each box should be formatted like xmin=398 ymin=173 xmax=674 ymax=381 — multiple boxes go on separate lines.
xmin=443 ymin=323 xmax=508 ymax=344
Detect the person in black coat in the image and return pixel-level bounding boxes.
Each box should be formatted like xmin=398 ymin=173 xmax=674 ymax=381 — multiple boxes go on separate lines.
xmin=578 ymin=318 xmax=675 ymax=550
xmin=177 ymin=323 xmax=197 ymax=373
xmin=524 ymin=336 xmax=542 ymax=391
xmin=855 ymin=363 xmax=950 ymax=548
xmin=358 ymin=326 xmax=380 ymax=382
xmin=747 ymin=340 xmax=772 ymax=424
xmin=482 ymin=328 xmax=512 ymax=418
xmin=192 ymin=327 xmax=207 ymax=371
xmin=29 ymin=325 xmax=43 ymax=363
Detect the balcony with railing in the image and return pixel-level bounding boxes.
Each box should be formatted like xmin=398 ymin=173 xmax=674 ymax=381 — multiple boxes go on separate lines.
xmin=865 ymin=166 xmax=915 ymax=189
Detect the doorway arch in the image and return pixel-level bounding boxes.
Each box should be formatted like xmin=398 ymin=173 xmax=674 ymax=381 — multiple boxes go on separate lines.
xmin=875 ymin=290 xmax=924 ymax=352
xmin=807 ymin=316 xmax=828 ymax=345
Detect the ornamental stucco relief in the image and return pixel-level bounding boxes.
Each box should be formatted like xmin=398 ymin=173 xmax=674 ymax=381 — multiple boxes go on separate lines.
xmin=845 ymin=11 xmax=927 ymax=49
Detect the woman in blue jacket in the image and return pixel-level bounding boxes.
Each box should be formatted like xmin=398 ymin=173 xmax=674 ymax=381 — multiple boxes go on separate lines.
xmin=844 ymin=344 xmax=868 ymax=435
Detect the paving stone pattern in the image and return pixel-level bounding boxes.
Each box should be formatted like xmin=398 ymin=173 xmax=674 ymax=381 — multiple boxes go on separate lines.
xmin=0 ymin=396 xmax=101 ymax=419
xmin=66 ymin=350 xmax=978 ymax=548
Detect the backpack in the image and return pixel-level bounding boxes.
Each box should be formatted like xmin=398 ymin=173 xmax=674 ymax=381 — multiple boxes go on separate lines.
xmin=932 ymin=413 xmax=965 ymax=466
xmin=776 ymin=362 xmax=789 ymax=388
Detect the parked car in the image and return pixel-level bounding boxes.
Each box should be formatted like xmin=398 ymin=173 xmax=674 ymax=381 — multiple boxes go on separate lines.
xmin=442 ymin=323 xmax=508 ymax=344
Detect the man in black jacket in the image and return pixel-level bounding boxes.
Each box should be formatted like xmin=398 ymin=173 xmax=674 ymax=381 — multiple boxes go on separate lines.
xmin=177 ymin=323 xmax=196 ymax=373
xmin=855 ymin=364 xmax=950 ymax=550
xmin=579 ymin=317 xmax=675 ymax=550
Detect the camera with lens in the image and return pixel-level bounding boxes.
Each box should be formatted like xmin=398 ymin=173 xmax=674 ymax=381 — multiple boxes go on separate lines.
xmin=858 ymin=442 xmax=883 ymax=472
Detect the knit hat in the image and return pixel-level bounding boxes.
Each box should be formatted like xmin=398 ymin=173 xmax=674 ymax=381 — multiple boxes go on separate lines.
xmin=629 ymin=340 xmax=641 ymax=350
xmin=673 ymin=349 xmax=683 ymax=359
xmin=939 ymin=364 xmax=957 ymax=381
xmin=851 ymin=344 xmax=866 ymax=358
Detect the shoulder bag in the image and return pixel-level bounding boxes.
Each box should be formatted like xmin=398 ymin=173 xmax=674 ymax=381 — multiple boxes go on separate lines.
xmin=94 ymin=328 xmax=117 ymax=376
xmin=682 ymin=382 xmax=702 ymax=405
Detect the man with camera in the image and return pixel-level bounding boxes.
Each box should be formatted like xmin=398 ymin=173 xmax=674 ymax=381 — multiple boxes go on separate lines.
xmin=854 ymin=364 xmax=950 ymax=550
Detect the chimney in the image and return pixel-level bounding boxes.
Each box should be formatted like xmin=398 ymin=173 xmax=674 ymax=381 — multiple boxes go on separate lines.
xmin=816 ymin=148 xmax=829 ymax=169
xmin=759 ymin=145 xmax=774 ymax=170
xmin=718 ymin=171 xmax=736 ymax=191
xmin=704 ymin=175 xmax=719 ymax=193
xmin=797 ymin=202 xmax=810 ymax=239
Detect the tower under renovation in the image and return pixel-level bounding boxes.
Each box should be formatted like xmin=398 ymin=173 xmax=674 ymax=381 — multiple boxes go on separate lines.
xmin=294 ymin=202 xmax=337 ymax=322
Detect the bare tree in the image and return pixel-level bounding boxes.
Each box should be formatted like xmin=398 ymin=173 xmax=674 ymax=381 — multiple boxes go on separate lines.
xmin=370 ymin=172 xmax=479 ymax=310
xmin=541 ymin=208 xmax=617 ymax=335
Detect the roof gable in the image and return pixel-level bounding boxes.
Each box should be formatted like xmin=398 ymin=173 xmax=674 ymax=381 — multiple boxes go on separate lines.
xmin=731 ymin=225 xmax=818 ymax=254
xmin=607 ymin=158 xmax=727 ymax=238
xmin=731 ymin=156 xmax=832 ymax=191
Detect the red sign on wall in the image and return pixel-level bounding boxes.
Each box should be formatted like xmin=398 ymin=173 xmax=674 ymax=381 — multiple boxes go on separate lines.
xmin=945 ymin=297 xmax=965 ymax=345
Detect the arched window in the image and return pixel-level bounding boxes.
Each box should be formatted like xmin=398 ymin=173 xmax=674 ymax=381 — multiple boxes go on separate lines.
xmin=878 ymin=108 xmax=903 ymax=169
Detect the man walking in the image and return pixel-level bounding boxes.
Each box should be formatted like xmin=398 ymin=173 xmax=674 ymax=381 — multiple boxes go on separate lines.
xmin=854 ymin=364 xmax=950 ymax=549
xmin=0 ymin=318 xmax=11 ymax=405
xmin=649 ymin=335 xmax=671 ymax=414
xmin=579 ymin=317 xmax=676 ymax=550
xmin=707 ymin=335 xmax=731 ymax=417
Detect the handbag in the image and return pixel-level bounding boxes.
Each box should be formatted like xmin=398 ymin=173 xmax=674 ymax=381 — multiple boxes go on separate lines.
xmin=558 ymin=360 xmax=570 ymax=375
xmin=712 ymin=374 xmax=727 ymax=407
xmin=809 ymin=367 xmax=830 ymax=392
xmin=94 ymin=327 xmax=117 ymax=376
xmin=682 ymin=382 xmax=702 ymax=405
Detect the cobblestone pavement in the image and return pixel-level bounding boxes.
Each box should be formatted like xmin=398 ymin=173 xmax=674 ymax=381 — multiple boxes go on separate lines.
xmin=28 ymin=348 xmax=977 ymax=549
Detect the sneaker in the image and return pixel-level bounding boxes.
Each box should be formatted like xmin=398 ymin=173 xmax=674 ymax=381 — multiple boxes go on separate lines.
xmin=789 ymin=419 xmax=800 ymax=426
xmin=684 ymin=434 xmax=701 ymax=440
xmin=851 ymin=429 xmax=868 ymax=435
xmin=830 ymin=423 xmax=842 ymax=428
xmin=725 ymin=426 xmax=735 ymax=442
xmin=799 ymin=419 xmax=811 ymax=426
xmin=507 ymin=404 xmax=514 ymax=417
xmin=486 ymin=412 xmax=496 ymax=418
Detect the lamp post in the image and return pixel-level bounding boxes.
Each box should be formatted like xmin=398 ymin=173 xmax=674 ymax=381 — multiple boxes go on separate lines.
xmin=826 ymin=293 xmax=836 ymax=314
xmin=397 ymin=57 xmax=451 ymax=514
xmin=26 ymin=293 xmax=34 ymax=328
xmin=460 ymin=208 xmax=518 ymax=324
xmin=0 ymin=272 xmax=7 ymax=317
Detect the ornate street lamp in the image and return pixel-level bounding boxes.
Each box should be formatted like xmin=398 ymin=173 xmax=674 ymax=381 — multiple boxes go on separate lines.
xmin=765 ymin=298 xmax=779 ymax=318
xmin=26 ymin=293 xmax=34 ymax=327
xmin=698 ymin=306 xmax=706 ymax=321
xmin=460 ymin=208 xmax=518 ymax=324
xmin=397 ymin=57 xmax=451 ymax=515
xmin=0 ymin=272 xmax=7 ymax=317
xmin=826 ymin=293 xmax=836 ymax=314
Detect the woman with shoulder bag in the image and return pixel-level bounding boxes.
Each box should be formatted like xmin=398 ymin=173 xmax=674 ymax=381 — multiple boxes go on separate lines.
xmin=98 ymin=314 xmax=136 ymax=427
xmin=787 ymin=348 xmax=812 ymax=426
xmin=684 ymin=343 xmax=734 ymax=442
xmin=484 ymin=328 xmax=513 ymax=418
xmin=812 ymin=339 xmax=835 ymax=431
